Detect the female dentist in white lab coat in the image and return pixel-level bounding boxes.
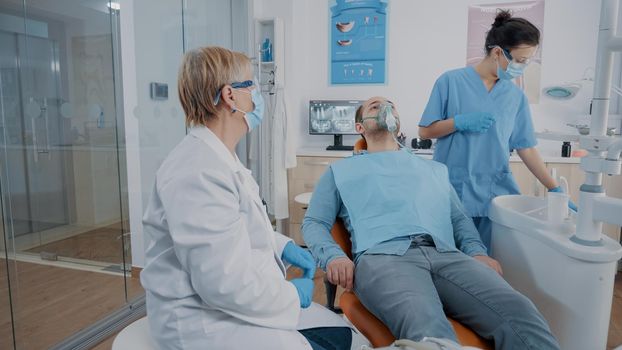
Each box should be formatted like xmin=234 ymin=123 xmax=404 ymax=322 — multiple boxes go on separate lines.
xmin=140 ymin=47 xmax=359 ymax=350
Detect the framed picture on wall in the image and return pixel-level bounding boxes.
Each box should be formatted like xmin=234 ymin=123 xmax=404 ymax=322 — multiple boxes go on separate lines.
xmin=329 ymin=0 xmax=388 ymax=85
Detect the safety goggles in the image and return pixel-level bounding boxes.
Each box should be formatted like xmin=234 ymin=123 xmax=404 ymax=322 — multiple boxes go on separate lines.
xmin=489 ymin=45 xmax=532 ymax=68
xmin=213 ymin=80 xmax=255 ymax=105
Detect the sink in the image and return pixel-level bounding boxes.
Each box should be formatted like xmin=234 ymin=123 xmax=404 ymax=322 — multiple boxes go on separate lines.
xmin=489 ymin=195 xmax=621 ymax=262
xmin=489 ymin=195 xmax=575 ymax=235
xmin=489 ymin=194 xmax=622 ymax=350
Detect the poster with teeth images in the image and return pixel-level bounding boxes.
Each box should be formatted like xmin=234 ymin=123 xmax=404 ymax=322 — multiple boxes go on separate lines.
xmin=330 ymin=0 xmax=388 ymax=85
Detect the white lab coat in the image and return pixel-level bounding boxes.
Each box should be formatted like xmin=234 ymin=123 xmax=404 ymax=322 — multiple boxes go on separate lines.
xmin=256 ymin=85 xmax=296 ymax=220
xmin=140 ymin=126 xmax=348 ymax=350
xmin=271 ymin=86 xmax=297 ymax=218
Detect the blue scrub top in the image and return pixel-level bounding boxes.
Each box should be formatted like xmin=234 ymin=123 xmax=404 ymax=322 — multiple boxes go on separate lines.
xmin=419 ymin=66 xmax=537 ymax=217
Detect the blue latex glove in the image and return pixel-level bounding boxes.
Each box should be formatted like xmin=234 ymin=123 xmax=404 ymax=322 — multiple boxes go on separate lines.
xmin=454 ymin=112 xmax=495 ymax=133
xmin=290 ymin=278 xmax=314 ymax=308
xmin=549 ymin=186 xmax=578 ymax=212
xmin=281 ymin=241 xmax=316 ymax=279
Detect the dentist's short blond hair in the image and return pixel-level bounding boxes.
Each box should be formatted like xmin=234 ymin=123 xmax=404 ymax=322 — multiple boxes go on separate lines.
xmin=178 ymin=46 xmax=250 ymax=126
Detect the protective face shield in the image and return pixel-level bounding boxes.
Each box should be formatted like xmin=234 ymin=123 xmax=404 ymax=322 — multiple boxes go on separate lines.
xmin=361 ymin=103 xmax=399 ymax=133
xmin=492 ymin=46 xmax=528 ymax=80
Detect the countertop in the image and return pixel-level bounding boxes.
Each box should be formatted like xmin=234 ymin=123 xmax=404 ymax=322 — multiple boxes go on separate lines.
xmin=297 ymin=147 xmax=582 ymax=164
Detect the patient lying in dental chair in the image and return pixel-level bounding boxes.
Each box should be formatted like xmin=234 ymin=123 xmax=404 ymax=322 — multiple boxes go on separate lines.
xmin=302 ymin=97 xmax=560 ymax=350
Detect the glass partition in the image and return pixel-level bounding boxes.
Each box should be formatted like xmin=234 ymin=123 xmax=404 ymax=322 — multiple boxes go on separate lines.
xmin=0 ymin=0 xmax=248 ymax=347
xmin=0 ymin=0 xmax=130 ymax=347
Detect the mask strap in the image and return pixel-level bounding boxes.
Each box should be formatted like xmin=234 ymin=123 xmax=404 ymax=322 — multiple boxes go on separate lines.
xmin=230 ymin=87 xmax=252 ymax=114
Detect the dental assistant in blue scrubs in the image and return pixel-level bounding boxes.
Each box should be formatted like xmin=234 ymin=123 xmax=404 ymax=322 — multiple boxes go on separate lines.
xmin=418 ymin=11 xmax=569 ymax=252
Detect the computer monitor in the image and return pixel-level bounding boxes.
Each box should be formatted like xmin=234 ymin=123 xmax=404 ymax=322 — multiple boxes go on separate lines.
xmin=309 ymin=100 xmax=362 ymax=151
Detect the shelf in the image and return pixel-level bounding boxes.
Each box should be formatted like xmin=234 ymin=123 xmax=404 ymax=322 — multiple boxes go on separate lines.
xmin=535 ymin=132 xmax=581 ymax=142
xmin=255 ymin=17 xmax=284 ymax=87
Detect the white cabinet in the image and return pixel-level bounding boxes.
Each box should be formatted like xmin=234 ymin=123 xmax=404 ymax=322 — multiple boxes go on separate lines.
xmin=509 ymin=162 xmax=544 ymax=197
xmin=255 ymin=18 xmax=284 ymax=86
xmin=287 ymin=156 xmax=341 ymax=245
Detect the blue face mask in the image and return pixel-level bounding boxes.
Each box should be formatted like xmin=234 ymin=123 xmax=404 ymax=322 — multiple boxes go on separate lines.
xmin=497 ymin=61 xmax=525 ymax=80
xmin=497 ymin=49 xmax=527 ymax=80
xmin=235 ymin=88 xmax=264 ymax=131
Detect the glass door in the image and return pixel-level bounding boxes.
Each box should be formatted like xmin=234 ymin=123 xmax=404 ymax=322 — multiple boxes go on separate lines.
xmin=0 ymin=0 xmax=250 ymax=347
xmin=0 ymin=219 xmax=15 ymax=350
xmin=3 ymin=32 xmax=69 ymax=247
xmin=0 ymin=0 xmax=132 ymax=347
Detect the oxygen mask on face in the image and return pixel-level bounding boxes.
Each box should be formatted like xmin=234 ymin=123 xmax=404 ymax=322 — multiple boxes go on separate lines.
xmin=380 ymin=104 xmax=407 ymax=148
xmin=380 ymin=103 xmax=398 ymax=133
xmin=360 ymin=102 xmax=407 ymax=149
xmin=362 ymin=103 xmax=398 ymax=132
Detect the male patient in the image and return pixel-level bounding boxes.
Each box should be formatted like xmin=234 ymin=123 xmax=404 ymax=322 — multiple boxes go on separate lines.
xmin=302 ymin=97 xmax=559 ymax=350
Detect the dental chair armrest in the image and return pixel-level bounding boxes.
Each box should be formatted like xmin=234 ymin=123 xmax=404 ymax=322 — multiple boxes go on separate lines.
xmin=324 ymin=275 xmax=343 ymax=314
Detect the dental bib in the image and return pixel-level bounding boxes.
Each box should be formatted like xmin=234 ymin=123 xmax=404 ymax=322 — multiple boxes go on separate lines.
xmin=330 ymin=149 xmax=455 ymax=254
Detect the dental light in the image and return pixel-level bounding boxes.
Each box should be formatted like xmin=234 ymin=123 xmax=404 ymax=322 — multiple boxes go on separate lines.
xmin=542 ymin=83 xmax=583 ymax=99
xmin=543 ymin=83 xmax=622 ymax=100
xmin=542 ymin=70 xmax=622 ymax=100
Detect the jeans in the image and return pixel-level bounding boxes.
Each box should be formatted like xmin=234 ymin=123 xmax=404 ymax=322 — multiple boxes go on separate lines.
xmin=353 ymin=246 xmax=560 ymax=350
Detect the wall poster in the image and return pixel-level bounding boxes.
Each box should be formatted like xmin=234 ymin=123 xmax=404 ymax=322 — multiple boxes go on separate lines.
xmin=330 ymin=0 xmax=388 ymax=85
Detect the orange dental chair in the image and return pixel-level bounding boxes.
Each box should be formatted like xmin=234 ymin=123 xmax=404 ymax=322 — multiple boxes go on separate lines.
xmin=323 ymin=138 xmax=493 ymax=349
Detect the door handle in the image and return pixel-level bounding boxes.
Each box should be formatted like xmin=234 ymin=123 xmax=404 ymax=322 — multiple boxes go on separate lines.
xmin=31 ymin=118 xmax=39 ymax=162
xmin=41 ymin=97 xmax=51 ymax=159
xmin=304 ymin=160 xmax=331 ymax=166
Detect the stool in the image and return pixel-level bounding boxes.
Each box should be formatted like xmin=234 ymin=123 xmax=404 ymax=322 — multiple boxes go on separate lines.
xmin=294 ymin=192 xmax=313 ymax=207
xmin=112 ymin=317 xmax=155 ymax=350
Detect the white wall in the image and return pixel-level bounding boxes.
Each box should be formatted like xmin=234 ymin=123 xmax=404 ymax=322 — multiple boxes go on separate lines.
xmin=121 ymin=0 xmax=186 ymax=267
xmin=121 ymin=0 xmax=248 ymax=267
xmin=257 ymin=0 xmax=614 ymax=156
xmin=183 ymin=0 xmax=233 ymax=49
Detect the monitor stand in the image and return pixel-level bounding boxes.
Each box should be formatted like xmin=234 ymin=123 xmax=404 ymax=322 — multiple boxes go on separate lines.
xmin=326 ymin=135 xmax=354 ymax=151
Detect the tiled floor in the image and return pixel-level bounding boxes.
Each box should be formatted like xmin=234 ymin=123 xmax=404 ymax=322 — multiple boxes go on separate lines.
xmin=80 ymin=268 xmax=622 ymax=350
xmin=0 ymin=259 xmax=143 ymax=349
xmin=17 ymin=222 xmax=622 ymax=348
xmin=26 ymin=222 xmax=129 ymax=265
xmin=4 ymin=249 xmax=617 ymax=349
